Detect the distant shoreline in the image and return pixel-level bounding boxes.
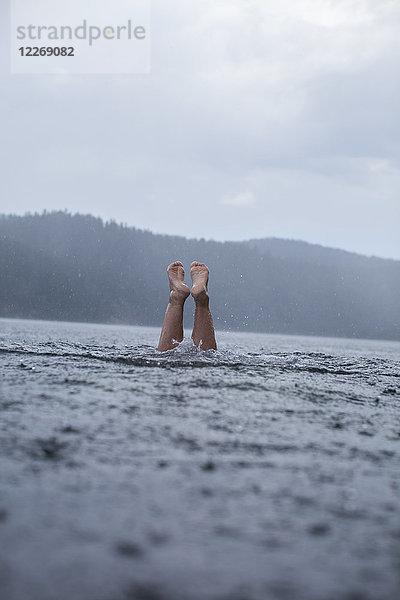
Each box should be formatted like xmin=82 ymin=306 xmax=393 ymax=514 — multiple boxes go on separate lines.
xmin=1 ymin=212 xmax=399 ymax=342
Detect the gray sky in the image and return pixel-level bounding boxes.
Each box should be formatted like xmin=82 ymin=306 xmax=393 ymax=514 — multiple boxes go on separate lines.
xmin=1 ymin=0 xmax=400 ymax=259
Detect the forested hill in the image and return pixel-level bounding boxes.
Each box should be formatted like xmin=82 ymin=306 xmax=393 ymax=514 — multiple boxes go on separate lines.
xmin=1 ymin=212 xmax=399 ymax=341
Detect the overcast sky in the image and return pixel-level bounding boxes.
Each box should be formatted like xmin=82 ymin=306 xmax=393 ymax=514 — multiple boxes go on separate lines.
xmin=1 ymin=0 xmax=399 ymax=259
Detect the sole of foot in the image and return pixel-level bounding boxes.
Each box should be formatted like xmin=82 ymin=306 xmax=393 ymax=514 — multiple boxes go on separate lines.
xmin=167 ymin=261 xmax=190 ymax=304
xmin=190 ymin=261 xmax=210 ymax=304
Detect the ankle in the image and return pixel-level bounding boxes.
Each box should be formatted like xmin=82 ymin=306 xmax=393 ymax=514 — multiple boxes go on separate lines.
xmin=192 ymin=289 xmax=209 ymax=306
xmin=169 ymin=290 xmax=188 ymax=306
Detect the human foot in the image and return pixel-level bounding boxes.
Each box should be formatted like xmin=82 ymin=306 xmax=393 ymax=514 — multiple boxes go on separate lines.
xmin=167 ymin=261 xmax=190 ymax=304
xmin=190 ymin=261 xmax=210 ymax=305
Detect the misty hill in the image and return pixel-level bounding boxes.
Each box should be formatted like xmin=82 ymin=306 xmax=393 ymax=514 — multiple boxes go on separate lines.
xmin=0 ymin=211 xmax=399 ymax=341
xmin=248 ymin=238 xmax=373 ymax=267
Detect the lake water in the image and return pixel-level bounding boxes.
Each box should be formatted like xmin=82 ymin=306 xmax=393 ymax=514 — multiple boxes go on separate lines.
xmin=1 ymin=318 xmax=400 ymax=600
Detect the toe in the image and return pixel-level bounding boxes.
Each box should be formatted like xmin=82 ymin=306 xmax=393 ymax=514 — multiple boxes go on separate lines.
xmin=168 ymin=261 xmax=184 ymax=271
xmin=191 ymin=261 xmax=205 ymax=268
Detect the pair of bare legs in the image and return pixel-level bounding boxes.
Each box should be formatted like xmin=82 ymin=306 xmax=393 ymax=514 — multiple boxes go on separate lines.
xmin=158 ymin=261 xmax=217 ymax=352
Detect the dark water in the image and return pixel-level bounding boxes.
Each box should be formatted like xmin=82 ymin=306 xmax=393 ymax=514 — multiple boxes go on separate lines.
xmin=1 ymin=318 xmax=400 ymax=600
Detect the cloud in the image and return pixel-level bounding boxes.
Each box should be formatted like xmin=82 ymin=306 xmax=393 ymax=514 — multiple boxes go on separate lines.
xmin=0 ymin=0 xmax=399 ymax=258
xmin=221 ymin=191 xmax=256 ymax=207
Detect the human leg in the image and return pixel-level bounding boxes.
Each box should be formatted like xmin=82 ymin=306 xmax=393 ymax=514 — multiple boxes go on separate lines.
xmin=158 ymin=261 xmax=190 ymax=351
xmin=190 ymin=261 xmax=217 ymax=350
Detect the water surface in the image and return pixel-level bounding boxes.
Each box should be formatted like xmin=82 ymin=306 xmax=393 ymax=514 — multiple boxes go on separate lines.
xmin=1 ymin=318 xmax=399 ymax=600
